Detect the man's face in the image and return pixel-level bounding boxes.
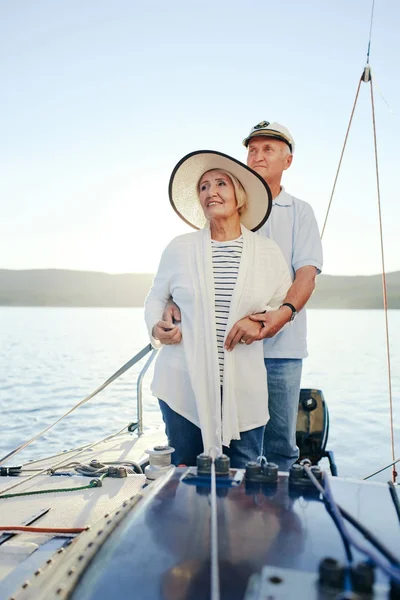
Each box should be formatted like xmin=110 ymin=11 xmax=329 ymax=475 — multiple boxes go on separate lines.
xmin=246 ymin=136 xmax=293 ymax=184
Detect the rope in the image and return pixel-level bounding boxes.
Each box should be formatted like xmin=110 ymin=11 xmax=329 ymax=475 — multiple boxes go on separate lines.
xmin=0 ymin=526 xmax=88 ymax=533
xmin=321 ymin=65 xmax=397 ymax=482
xmin=0 ymin=423 xmax=129 ymax=498
xmin=210 ymin=451 xmax=220 ymax=600
xmin=0 ymin=344 xmax=152 ymax=467
xmin=320 ymin=76 xmax=362 ymax=239
xmin=369 ymin=78 xmax=396 ymax=481
xmin=0 ymin=473 xmax=108 ymax=500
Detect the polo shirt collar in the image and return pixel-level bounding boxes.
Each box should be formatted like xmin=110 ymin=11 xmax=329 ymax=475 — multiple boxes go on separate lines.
xmin=272 ymin=186 xmax=293 ymax=206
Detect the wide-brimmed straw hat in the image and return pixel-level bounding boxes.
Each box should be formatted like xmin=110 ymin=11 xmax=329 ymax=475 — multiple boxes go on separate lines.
xmin=168 ymin=150 xmax=272 ymax=232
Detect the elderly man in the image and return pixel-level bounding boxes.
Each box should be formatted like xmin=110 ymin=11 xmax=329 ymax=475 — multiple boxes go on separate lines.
xmin=155 ymin=121 xmax=323 ymax=471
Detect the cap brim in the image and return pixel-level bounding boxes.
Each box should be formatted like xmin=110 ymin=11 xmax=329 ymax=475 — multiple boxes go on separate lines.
xmin=169 ymin=150 xmax=272 ymax=232
xmin=243 ymin=130 xmax=293 ymax=151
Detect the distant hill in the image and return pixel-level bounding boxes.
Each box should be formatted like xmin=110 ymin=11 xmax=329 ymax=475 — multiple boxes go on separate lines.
xmin=308 ymin=272 xmax=400 ymax=309
xmin=0 ymin=269 xmax=153 ymax=308
xmin=0 ymin=269 xmax=399 ymax=309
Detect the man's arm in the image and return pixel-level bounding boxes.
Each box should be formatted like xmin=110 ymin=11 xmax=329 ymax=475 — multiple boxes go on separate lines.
xmin=250 ymin=265 xmax=318 ymax=338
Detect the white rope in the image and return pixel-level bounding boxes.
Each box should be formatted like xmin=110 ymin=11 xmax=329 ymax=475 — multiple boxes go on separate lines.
xmin=209 ymin=449 xmax=220 ymax=600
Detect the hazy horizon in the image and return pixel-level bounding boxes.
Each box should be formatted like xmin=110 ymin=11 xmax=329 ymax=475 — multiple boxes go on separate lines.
xmin=1 ymin=267 xmax=400 ymax=278
xmin=1 ymin=1 xmax=399 ymax=276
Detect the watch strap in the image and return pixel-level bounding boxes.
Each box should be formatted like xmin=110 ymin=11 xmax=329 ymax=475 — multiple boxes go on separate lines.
xmin=280 ymin=302 xmax=297 ymax=321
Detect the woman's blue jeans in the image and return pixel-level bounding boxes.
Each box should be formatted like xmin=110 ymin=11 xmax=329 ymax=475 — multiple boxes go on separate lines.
xmin=158 ymin=399 xmax=264 ymax=469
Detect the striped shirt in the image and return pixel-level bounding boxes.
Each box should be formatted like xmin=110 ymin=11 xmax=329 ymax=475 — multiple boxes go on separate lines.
xmin=211 ymin=235 xmax=243 ymax=383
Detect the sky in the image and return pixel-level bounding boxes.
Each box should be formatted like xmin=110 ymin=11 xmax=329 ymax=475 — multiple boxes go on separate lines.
xmin=1 ymin=0 xmax=399 ymax=276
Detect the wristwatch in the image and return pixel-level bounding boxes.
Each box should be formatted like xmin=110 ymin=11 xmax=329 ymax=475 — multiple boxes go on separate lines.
xmin=280 ymin=302 xmax=297 ymax=322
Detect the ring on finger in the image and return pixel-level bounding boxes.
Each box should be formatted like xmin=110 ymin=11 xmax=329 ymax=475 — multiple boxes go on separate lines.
xmin=239 ymin=338 xmax=246 ymax=344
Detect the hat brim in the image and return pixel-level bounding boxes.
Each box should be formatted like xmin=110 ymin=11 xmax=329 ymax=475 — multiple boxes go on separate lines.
xmin=168 ymin=150 xmax=272 ymax=232
xmin=243 ymin=130 xmax=293 ymax=152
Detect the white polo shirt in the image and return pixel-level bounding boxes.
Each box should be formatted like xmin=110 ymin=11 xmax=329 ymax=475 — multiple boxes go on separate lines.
xmin=257 ymin=187 xmax=323 ymax=359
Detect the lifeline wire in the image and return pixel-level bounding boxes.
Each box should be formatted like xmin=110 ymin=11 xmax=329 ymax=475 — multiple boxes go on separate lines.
xmin=0 ymin=423 xmax=129 ymax=498
xmin=363 ymin=457 xmax=400 ymax=480
xmin=0 ymin=344 xmax=152 ymax=467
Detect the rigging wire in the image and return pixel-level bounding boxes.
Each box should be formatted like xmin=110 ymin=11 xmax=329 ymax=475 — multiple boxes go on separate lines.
xmin=18 ymin=424 xmax=137 ymax=468
xmin=363 ymin=457 xmax=400 ymax=480
xmin=0 ymin=344 xmax=152 ymax=468
xmin=320 ymin=7 xmax=396 ymax=479
xmin=366 ymin=0 xmax=375 ymax=64
xmin=320 ymin=77 xmax=362 ymax=239
xmin=0 ymin=423 xmax=130 ymax=498
xmin=369 ymin=77 xmax=396 ymax=480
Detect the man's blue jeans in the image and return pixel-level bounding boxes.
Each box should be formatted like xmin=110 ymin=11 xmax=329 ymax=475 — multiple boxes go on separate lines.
xmin=158 ymin=399 xmax=264 ymax=469
xmin=263 ymin=358 xmax=302 ymax=472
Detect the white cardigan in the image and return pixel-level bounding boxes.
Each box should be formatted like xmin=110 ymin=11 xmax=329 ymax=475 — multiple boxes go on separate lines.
xmin=144 ymin=224 xmax=291 ymax=453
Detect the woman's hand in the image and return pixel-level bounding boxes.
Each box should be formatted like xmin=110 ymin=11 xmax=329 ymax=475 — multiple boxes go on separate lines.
xmin=152 ymin=320 xmax=182 ymax=345
xmin=224 ymin=317 xmax=263 ymax=352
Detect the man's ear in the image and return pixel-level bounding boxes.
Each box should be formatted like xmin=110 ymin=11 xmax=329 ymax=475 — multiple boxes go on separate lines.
xmin=284 ymin=153 xmax=293 ymax=171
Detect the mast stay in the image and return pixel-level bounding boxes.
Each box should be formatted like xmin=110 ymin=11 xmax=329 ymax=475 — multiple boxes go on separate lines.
xmin=321 ymin=0 xmax=396 ymax=482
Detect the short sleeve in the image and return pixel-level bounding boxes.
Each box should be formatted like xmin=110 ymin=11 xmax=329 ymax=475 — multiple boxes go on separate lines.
xmin=292 ymin=201 xmax=323 ymax=274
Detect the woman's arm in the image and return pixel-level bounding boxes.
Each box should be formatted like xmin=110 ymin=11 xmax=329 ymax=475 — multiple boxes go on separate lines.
xmin=144 ymin=242 xmax=181 ymax=347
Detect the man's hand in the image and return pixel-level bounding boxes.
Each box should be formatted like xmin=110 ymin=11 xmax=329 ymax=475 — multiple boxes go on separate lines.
xmin=224 ymin=317 xmax=263 ymax=352
xmin=249 ymin=307 xmax=292 ymax=339
xmin=152 ymin=320 xmax=182 ymax=345
xmin=162 ymin=300 xmax=181 ymax=326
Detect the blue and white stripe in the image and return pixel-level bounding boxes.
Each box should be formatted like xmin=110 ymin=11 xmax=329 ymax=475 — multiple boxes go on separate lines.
xmin=211 ymin=235 xmax=243 ymax=383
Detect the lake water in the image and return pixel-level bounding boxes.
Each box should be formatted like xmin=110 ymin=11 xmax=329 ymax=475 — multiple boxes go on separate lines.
xmin=1 ymin=307 xmax=399 ymax=482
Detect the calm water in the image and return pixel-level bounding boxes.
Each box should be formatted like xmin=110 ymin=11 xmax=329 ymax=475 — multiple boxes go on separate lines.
xmin=1 ymin=307 xmax=399 ymax=481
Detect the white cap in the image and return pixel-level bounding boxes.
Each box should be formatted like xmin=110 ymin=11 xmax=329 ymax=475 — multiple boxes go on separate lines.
xmin=243 ymin=121 xmax=295 ymax=153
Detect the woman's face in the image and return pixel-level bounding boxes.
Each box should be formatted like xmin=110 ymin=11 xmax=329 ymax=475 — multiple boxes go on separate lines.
xmin=198 ymin=170 xmax=238 ymax=222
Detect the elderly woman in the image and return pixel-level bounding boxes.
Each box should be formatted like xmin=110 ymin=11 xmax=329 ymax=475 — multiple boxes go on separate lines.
xmin=144 ymin=150 xmax=291 ymax=468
